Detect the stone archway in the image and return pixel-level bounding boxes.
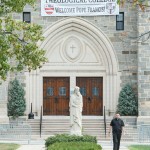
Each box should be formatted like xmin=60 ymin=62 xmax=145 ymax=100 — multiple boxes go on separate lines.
xmin=25 ymin=17 xmax=120 ymax=116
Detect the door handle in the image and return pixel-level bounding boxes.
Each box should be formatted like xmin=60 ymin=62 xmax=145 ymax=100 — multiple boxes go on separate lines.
xmin=87 ymin=97 xmax=92 ymax=103
xmin=54 ymin=97 xmax=58 ymax=103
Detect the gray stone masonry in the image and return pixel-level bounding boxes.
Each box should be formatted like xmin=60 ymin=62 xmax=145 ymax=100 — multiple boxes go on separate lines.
xmin=10 ymin=1 xmax=138 ymax=89
xmin=138 ymin=3 xmax=150 ymax=117
xmin=0 ymin=1 xmax=141 ymax=119
xmin=0 ymin=80 xmax=9 ymax=123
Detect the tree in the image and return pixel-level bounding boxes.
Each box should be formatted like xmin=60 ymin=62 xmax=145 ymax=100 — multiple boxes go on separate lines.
xmin=118 ymin=0 xmax=150 ymax=11
xmin=7 ymin=78 xmax=26 ymax=118
xmin=117 ymin=0 xmax=150 ymax=43
xmin=0 ymin=0 xmax=47 ymax=81
xmin=117 ymin=84 xmax=138 ymax=116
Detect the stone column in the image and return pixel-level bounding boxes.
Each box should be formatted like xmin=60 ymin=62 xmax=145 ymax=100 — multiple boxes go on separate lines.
xmin=137 ymin=5 xmax=150 ymax=124
xmin=26 ymin=70 xmax=40 ymax=116
xmin=0 ymin=81 xmax=9 ymax=123
xmin=70 ymin=74 xmax=76 ymax=94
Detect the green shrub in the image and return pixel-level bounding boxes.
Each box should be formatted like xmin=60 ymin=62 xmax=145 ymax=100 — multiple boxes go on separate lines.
xmin=117 ymin=84 xmax=138 ymax=116
xmin=7 ymin=78 xmax=26 ymax=118
xmin=45 ymin=134 xmax=97 ymax=148
xmin=48 ymin=142 xmax=102 ymax=150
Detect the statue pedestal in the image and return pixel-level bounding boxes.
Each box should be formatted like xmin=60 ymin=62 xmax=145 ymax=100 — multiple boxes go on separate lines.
xmin=70 ymin=130 xmax=82 ymax=136
xmin=0 ymin=101 xmax=9 ymax=123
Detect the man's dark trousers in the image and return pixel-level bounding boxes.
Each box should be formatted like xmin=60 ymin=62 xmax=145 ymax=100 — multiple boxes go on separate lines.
xmin=113 ymin=132 xmax=121 ymax=150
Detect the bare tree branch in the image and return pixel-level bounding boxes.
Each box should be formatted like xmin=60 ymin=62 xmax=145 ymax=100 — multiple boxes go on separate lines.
xmin=118 ymin=30 xmax=150 ymax=43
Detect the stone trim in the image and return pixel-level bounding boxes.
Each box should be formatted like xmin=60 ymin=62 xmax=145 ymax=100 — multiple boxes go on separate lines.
xmin=26 ymin=17 xmax=121 ymax=116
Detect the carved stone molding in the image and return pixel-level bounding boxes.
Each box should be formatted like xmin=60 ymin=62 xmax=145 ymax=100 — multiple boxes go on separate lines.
xmin=26 ymin=18 xmax=120 ymax=116
xmin=63 ymin=36 xmax=83 ymax=62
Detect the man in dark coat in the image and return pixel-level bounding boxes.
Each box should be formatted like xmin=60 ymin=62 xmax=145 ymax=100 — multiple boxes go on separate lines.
xmin=109 ymin=114 xmax=125 ymax=150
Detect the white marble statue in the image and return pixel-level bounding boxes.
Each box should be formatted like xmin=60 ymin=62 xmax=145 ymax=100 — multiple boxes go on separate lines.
xmin=69 ymin=86 xmax=83 ymax=136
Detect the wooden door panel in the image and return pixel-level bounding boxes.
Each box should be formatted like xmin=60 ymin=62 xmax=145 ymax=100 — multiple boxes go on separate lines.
xmin=43 ymin=78 xmax=56 ymax=115
xmin=56 ymin=78 xmax=69 ymax=115
xmin=76 ymin=77 xmax=103 ymax=116
xmin=43 ymin=77 xmax=69 ymax=115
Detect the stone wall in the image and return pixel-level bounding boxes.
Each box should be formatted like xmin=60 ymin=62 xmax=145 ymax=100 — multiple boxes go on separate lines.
xmin=0 ymin=80 xmax=9 ymax=123
xmin=11 ymin=1 xmax=138 ymax=89
xmin=138 ymin=4 xmax=150 ymax=116
xmin=6 ymin=1 xmax=140 ymax=115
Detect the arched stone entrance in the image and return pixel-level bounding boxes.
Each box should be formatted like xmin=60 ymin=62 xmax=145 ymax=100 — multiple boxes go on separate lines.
xmin=25 ymin=17 xmax=120 ymax=116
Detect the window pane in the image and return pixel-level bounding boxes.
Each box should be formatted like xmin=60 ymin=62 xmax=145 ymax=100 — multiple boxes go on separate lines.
xmin=117 ymin=22 xmax=123 ymax=30
xmin=80 ymin=87 xmax=86 ymax=96
xmin=47 ymin=87 xmax=53 ymax=96
xmin=59 ymin=87 xmax=66 ymax=96
xmin=117 ymin=13 xmax=123 ymax=21
xmin=92 ymin=87 xmax=99 ymax=96
xmin=23 ymin=12 xmax=31 ymax=23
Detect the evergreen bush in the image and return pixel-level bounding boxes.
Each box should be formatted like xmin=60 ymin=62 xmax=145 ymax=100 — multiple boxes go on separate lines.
xmin=7 ymin=78 xmax=26 ymax=118
xmin=117 ymin=84 xmax=138 ymax=116
xmin=45 ymin=134 xmax=97 ymax=148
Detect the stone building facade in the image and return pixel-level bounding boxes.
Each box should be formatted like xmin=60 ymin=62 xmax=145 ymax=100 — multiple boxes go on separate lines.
xmin=137 ymin=5 xmax=150 ymax=123
xmin=0 ymin=0 xmax=150 ymax=123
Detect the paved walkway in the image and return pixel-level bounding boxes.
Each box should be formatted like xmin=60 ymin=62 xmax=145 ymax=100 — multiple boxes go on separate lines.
xmin=16 ymin=144 xmax=129 ymax=150
xmin=0 ymin=140 xmax=132 ymax=150
xmin=101 ymin=145 xmax=129 ymax=150
xmin=99 ymin=141 xmax=129 ymax=150
xmin=17 ymin=145 xmax=45 ymax=150
xmin=13 ymin=140 xmax=129 ymax=150
xmin=16 ymin=145 xmax=129 ymax=150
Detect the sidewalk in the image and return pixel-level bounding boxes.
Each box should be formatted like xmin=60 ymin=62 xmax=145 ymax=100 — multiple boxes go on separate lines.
xmin=17 ymin=145 xmax=45 ymax=150
xmin=0 ymin=140 xmax=136 ymax=150
xmin=98 ymin=141 xmax=129 ymax=150
xmin=16 ymin=145 xmax=129 ymax=150
xmin=16 ymin=142 xmax=129 ymax=150
xmin=0 ymin=140 xmax=45 ymax=150
xmin=102 ymin=146 xmax=129 ymax=150
xmin=16 ymin=143 xmax=129 ymax=150
xmin=13 ymin=140 xmax=129 ymax=150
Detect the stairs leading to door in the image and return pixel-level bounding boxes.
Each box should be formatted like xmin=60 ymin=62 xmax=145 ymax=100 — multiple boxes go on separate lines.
xmin=25 ymin=117 xmax=138 ymax=142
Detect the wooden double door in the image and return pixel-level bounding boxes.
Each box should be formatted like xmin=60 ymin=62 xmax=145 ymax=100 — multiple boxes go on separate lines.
xmin=43 ymin=77 xmax=70 ymax=115
xmin=43 ymin=77 xmax=103 ymax=116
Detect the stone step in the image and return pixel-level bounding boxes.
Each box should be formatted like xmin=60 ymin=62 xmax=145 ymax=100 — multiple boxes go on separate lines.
xmin=25 ymin=118 xmax=138 ymax=141
xmin=28 ymin=123 xmax=137 ymax=127
xmin=28 ymin=122 xmax=111 ymax=124
xmin=29 ymin=126 xmax=137 ymax=130
xmin=30 ymin=134 xmax=138 ymax=142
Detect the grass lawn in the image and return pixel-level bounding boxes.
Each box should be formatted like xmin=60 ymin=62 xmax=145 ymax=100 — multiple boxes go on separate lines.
xmin=128 ymin=145 xmax=150 ymax=150
xmin=0 ymin=143 xmax=20 ymax=150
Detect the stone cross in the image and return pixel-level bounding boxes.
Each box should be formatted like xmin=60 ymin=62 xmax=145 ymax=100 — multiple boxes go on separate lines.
xmin=70 ymin=45 xmax=76 ymax=53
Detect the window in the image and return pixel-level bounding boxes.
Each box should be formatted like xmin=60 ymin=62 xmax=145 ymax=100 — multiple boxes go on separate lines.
xmin=59 ymin=87 xmax=66 ymax=96
xmin=47 ymin=87 xmax=53 ymax=96
xmin=116 ymin=12 xmax=124 ymax=30
xmin=80 ymin=87 xmax=86 ymax=96
xmin=23 ymin=12 xmax=31 ymax=23
xmin=92 ymin=87 xmax=99 ymax=96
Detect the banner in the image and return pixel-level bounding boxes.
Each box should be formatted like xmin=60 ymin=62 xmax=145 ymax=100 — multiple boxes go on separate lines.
xmin=41 ymin=0 xmax=119 ymax=16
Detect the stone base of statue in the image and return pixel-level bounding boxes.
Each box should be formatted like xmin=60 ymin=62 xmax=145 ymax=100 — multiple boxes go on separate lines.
xmin=70 ymin=130 xmax=82 ymax=136
xmin=70 ymin=120 xmax=82 ymax=136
